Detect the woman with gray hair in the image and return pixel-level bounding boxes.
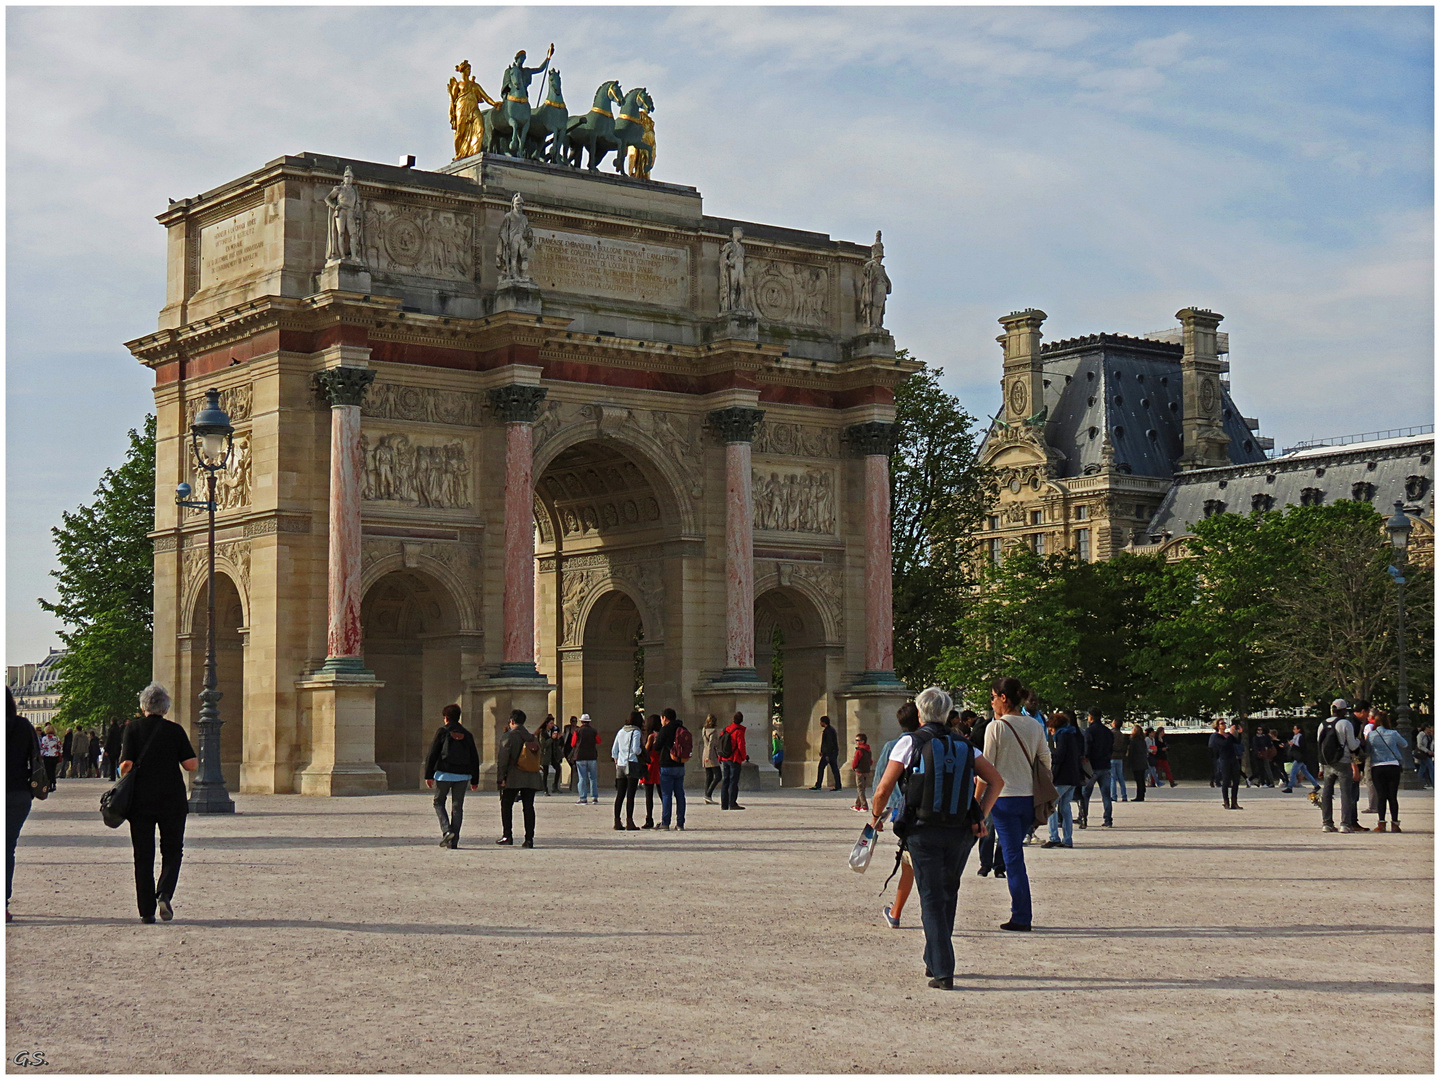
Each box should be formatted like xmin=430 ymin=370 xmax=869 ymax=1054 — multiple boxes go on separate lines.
xmin=119 ymin=684 xmax=197 ymax=923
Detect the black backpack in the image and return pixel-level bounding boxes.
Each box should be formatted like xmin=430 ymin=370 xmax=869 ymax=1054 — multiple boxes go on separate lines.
xmin=440 ymin=726 xmax=471 ymax=770
xmin=896 ymin=725 xmax=979 ymax=835
xmin=716 ymin=727 xmax=736 ymax=760
xmin=1317 ymin=719 xmax=1345 ymax=768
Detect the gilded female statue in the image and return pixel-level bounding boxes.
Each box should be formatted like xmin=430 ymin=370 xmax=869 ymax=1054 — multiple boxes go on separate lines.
xmin=448 ymin=60 xmax=496 ymax=160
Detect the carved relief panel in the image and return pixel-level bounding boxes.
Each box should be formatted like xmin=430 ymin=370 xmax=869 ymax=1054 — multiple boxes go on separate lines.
xmin=752 ymin=467 xmax=836 ymax=534
xmin=360 ymin=430 xmax=472 ymax=509
xmin=747 ymin=257 xmax=830 ymax=329
xmin=557 ymin=552 xmax=666 ymax=645
xmin=360 ymin=201 xmax=474 ymax=281
xmin=363 ymin=382 xmax=484 ymax=426
xmin=753 ymin=421 xmax=840 ymax=459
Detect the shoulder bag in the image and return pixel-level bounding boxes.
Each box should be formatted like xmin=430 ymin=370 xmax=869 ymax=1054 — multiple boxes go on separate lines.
xmin=27 ymin=726 xmax=49 ymax=801
xmin=1000 ymin=717 xmax=1058 ymax=829
xmin=99 ymin=723 xmax=164 ymax=829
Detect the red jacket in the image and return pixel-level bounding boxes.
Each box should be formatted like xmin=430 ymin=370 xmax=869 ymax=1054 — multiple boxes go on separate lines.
xmin=720 ymin=722 xmax=747 ymax=763
xmin=851 ymin=742 xmax=873 ymax=772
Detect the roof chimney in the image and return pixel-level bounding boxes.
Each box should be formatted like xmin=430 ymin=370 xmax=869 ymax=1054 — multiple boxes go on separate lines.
xmin=997 ymin=309 xmax=1047 ymax=425
xmin=1176 ymin=307 xmax=1230 ymax=470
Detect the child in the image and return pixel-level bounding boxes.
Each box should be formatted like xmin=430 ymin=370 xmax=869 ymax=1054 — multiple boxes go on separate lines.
xmin=851 ymin=733 xmax=873 ymax=811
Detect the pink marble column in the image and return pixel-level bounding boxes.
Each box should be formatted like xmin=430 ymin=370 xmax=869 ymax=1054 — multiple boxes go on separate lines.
xmin=315 ymin=367 xmax=376 ymax=672
xmin=848 ymin=422 xmax=897 ymax=678
xmin=708 ymin=407 xmax=765 ymax=677
xmin=489 ymin=384 xmax=549 ymax=678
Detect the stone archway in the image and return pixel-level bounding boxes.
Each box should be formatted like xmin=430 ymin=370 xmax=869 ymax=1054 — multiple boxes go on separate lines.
xmin=361 ymin=568 xmax=463 ymax=790
xmin=186 ymin=572 xmax=246 ymax=791
xmin=755 ymin=586 xmax=833 ymax=787
xmin=534 ymin=437 xmax=681 ymax=736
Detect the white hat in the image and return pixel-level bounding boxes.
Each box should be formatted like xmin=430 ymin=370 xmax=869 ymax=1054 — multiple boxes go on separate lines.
xmin=579 ymin=713 xmax=592 ymax=723
xmin=1332 ymin=698 xmax=1350 ymax=710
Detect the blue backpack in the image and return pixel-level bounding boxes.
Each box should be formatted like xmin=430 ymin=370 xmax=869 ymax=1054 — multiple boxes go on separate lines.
xmin=896 ymin=725 xmax=978 ymax=834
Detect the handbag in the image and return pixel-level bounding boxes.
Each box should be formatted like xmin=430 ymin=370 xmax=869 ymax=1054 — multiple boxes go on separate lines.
xmin=27 ymin=727 xmax=49 ymax=802
xmin=1000 ymin=718 xmax=1058 ymax=829
xmin=99 ymin=722 xmax=163 ymax=829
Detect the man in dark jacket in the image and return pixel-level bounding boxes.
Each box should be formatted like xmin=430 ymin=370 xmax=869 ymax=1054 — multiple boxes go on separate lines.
xmin=424 ymin=704 xmax=479 ymax=849
xmin=811 ymin=714 xmax=841 ymax=791
xmin=1043 ymin=712 xmax=1085 ymax=848
xmin=7 ymin=690 xmax=39 ymax=922
xmin=104 ymin=719 xmax=125 ymax=781
xmin=1079 ymin=708 xmax=1115 ymax=829
xmin=61 ymin=728 xmax=73 ymax=779
xmin=496 ymin=710 xmax=543 ymax=848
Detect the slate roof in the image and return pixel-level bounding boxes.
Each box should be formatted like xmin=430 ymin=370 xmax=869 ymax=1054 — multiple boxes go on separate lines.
xmin=1035 ymin=334 xmax=1270 ymax=479
xmin=1145 ymin=435 xmax=1435 ymax=541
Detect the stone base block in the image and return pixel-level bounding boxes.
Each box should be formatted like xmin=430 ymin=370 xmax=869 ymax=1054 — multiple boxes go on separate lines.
xmin=298 ymin=763 xmax=389 ymax=797
xmin=295 ymin=668 xmax=386 ymax=797
xmin=839 ymin=678 xmax=911 ymax=757
xmin=319 ymin=259 xmax=371 ymax=294
xmin=494 ymin=281 xmax=542 ymax=315
xmin=470 ymin=674 xmax=557 ymax=791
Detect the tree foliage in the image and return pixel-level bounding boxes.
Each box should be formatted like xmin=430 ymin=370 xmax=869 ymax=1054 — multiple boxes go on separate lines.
xmin=38 ymin=416 xmax=156 ymax=728
xmin=889 ymin=358 xmax=994 ymax=688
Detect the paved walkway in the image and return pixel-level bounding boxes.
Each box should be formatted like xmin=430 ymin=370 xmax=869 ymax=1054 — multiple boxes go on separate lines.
xmin=6 ymin=778 xmax=1433 ymax=1073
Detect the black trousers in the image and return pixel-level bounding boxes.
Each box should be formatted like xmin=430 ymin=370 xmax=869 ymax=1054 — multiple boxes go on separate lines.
xmin=908 ymin=825 xmax=978 ymax=981
xmin=500 ymin=787 xmax=536 ymax=841
xmin=815 ymin=755 xmax=840 ymax=788
xmin=1131 ymin=767 xmax=1149 ymax=800
xmin=614 ymin=773 xmax=640 ymax=823
xmin=432 ymin=780 xmax=467 ymax=838
xmin=643 ymin=782 xmax=656 ymax=824
xmin=42 ymin=758 xmax=59 ymax=791
xmin=704 ymin=766 xmax=722 ymax=799
xmin=129 ymin=810 xmax=186 ymax=919
xmin=1217 ymin=761 xmax=1240 ymax=805
xmin=545 ymin=761 xmax=563 ymax=792
xmin=1372 ymin=764 xmax=1401 ymax=822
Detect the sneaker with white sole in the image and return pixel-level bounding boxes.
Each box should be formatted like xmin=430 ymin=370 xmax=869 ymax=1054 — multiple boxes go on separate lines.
xmin=883 ymin=905 xmax=900 ymax=929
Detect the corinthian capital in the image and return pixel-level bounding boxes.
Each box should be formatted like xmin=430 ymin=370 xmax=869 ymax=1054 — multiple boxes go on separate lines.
xmin=844 ymin=421 xmax=896 ymax=457
xmin=488 ymin=384 xmax=549 ymax=423
xmin=314 ymin=366 xmax=376 ymax=408
xmin=706 ymin=406 xmax=766 ymax=444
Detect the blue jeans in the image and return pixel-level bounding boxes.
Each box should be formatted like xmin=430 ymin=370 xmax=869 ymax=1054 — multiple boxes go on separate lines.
xmin=1081 ymin=767 xmax=1113 ymax=825
xmin=1109 ymin=764 xmax=1128 ymax=801
xmin=660 ymin=766 xmax=687 ymax=826
xmin=7 ymin=791 xmax=32 ymax=904
xmin=720 ymin=761 xmax=742 ymax=808
xmin=906 ymin=825 xmax=976 ymax=981
xmin=1418 ymin=758 xmax=1434 ymax=787
xmin=1048 ymin=784 xmax=1075 ymax=844
xmin=575 ymin=760 xmax=598 ymax=802
xmin=1287 ymin=760 xmax=1319 ymax=790
xmin=989 ymin=795 xmax=1034 ymax=926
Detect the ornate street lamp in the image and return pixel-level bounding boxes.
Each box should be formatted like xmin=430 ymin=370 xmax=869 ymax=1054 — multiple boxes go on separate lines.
xmin=1385 ymin=500 xmax=1414 ymax=772
xmin=175 ymin=388 xmax=236 ymax=813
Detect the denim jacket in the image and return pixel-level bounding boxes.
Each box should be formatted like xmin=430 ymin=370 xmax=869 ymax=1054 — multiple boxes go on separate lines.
xmin=1367 ymin=727 xmax=1408 ymax=767
xmin=611 ymin=725 xmax=643 ymax=767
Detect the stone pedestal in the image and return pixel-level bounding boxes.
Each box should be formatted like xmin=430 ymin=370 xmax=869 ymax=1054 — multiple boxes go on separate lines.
xmin=694 ymin=676 xmax=772 ymax=791
xmin=838 ymin=680 xmax=910 ymax=762
xmin=470 ymin=674 xmax=556 ymax=791
xmin=850 ymin=330 xmax=896 ymax=359
xmin=707 ymin=312 xmax=759 ymax=343
xmin=319 ymin=259 xmax=372 ymax=294
xmin=296 ymin=670 xmax=388 ymax=795
xmin=495 ymin=281 xmax=542 ymax=315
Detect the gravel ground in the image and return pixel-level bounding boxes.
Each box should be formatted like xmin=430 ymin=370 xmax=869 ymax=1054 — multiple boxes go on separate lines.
xmin=5 ymin=777 xmax=1433 ymax=1074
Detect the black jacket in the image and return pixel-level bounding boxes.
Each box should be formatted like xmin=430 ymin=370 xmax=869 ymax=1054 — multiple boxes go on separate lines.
xmin=1050 ymin=724 xmax=1085 ymax=786
xmin=9 ymin=711 xmax=37 ymax=795
xmin=424 ymin=722 xmax=479 ymax=784
xmin=820 ymin=725 xmax=839 ymax=759
xmin=1084 ymin=720 xmax=1114 ymax=766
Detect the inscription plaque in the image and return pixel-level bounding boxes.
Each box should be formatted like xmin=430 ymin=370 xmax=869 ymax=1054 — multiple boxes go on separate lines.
xmin=530 ymin=229 xmax=689 ymax=307
xmin=200 ymin=207 xmax=267 ymax=288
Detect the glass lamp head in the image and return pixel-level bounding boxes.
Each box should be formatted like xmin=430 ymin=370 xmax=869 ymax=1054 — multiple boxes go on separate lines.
xmin=1387 ymin=500 xmax=1413 ymax=553
xmin=190 ymin=388 xmax=234 ymax=469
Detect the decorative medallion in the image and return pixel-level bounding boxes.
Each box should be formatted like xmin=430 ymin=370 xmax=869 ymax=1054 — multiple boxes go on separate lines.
xmin=1008 ymin=379 xmax=1028 ymax=417
xmin=385 ymin=217 xmax=425 ymax=267
xmin=1199 ymin=377 xmax=1217 ymax=415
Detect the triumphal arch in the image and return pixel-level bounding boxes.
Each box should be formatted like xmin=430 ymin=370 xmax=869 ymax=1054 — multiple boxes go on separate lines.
xmin=129 ymin=75 xmax=913 ymax=793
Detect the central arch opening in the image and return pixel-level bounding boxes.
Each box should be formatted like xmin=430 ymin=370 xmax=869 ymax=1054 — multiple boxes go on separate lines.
xmin=756 ymin=586 xmax=830 ymax=787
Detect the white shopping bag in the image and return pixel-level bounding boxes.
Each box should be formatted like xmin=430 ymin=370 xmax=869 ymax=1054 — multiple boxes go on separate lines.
xmin=848 ymin=823 xmax=878 ymax=873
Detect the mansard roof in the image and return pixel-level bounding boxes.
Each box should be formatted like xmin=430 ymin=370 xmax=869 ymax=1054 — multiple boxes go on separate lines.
xmin=1037 ymin=335 xmax=1268 ymax=480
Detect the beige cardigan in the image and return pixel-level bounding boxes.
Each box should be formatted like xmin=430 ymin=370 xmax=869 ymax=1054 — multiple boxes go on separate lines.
xmin=983 ymin=713 xmax=1051 ymax=798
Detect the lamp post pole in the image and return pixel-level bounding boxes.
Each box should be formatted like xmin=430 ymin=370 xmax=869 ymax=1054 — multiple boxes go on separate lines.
xmin=177 ymin=388 xmax=235 ymax=814
xmin=1386 ymin=500 xmax=1414 ymax=775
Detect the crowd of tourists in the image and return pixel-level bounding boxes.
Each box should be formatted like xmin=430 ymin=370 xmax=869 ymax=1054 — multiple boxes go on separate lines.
xmin=31 ymin=719 xmax=125 ymax=789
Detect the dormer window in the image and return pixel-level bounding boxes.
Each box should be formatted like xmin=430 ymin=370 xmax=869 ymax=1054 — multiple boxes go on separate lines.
xmin=1252 ymin=493 xmax=1275 ymax=513
xmin=1300 ymin=487 xmax=1325 ymax=507
xmin=1203 ymin=499 xmax=1226 ymax=518
xmin=1352 ymin=482 xmax=1376 ymax=502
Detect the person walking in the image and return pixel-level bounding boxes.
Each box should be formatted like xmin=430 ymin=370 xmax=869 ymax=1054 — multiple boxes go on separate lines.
xmin=536 ymin=716 xmax=561 ymax=795
xmin=982 ymin=677 xmax=1048 ymax=932
xmin=1128 ymin=722 xmax=1152 ymax=803
xmin=1154 ymin=725 xmax=1177 ymax=787
xmin=570 ymin=714 xmax=600 ymax=805
xmin=1079 ymin=707 xmax=1115 ymax=829
xmin=7 ymin=690 xmax=41 ymax=923
xmin=639 ymin=714 xmax=662 ymax=828
xmin=119 ymin=684 xmax=198 ymax=923
xmin=1285 ymin=724 xmax=1321 ymax=797
xmin=811 ymin=715 xmax=841 ymax=791
xmin=1317 ymin=700 xmax=1363 ymax=833
xmin=71 ymin=728 xmax=90 ymax=779
xmin=86 ymin=731 xmax=101 ymax=779
xmin=656 ymin=708 xmax=691 ymax=831
xmin=1042 ymin=711 xmax=1082 ymax=849
xmin=1143 ymin=726 xmax=1159 ymax=788
xmin=718 ymin=711 xmax=748 ymax=811
xmin=1415 ymin=725 xmax=1434 ymax=789
xmin=496 ymin=710 xmax=542 ymax=848
xmin=701 ymin=715 xmax=722 ymax=804
xmin=39 ymin=724 xmax=60 ymax=793
xmin=424 ymin=704 xmax=479 ymax=849
xmin=104 ymin=718 xmax=125 ymax=783
xmin=1367 ymin=711 xmax=1407 ymax=833
xmin=851 ymin=732 xmax=873 ymax=812
xmin=880 ymin=703 xmax=924 ymax=921
xmin=60 ymin=727 xmax=73 ymax=780
xmin=869 ymin=686 xmax=1004 ymax=989
xmin=611 ymin=710 xmax=644 ymax=831
xmin=1251 ymin=726 xmax=1275 ymax=787
xmin=1208 ymin=721 xmax=1240 ymax=809
xmin=1109 ymin=715 xmax=1129 ymax=803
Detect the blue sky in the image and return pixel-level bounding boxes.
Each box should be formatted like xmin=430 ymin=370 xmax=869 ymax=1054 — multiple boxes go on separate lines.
xmin=6 ymin=5 xmax=1434 ymax=661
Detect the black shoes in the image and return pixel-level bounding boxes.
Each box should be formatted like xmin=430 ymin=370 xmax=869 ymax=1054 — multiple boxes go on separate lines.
xmin=496 ymin=836 xmax=513 ymax=845
xmin=809 ymin=785 xmax=821 ymax=791
xmin=614 ymin=822 xmax=624 ymax=831
xmin=157 ymin=899 xmax=173 ymax=922
xmin=141 ymin=915 xmax=156 ymax=924
xmin=449 ymin=836 xmax=459 ymax=849
xmin=1000 ymin=921 xmax=1031 ymax=932
xmin=439 ymin=832 xmax=454 ymax=848
xmin=994 ymin=869 xmax=1006 ymax=879
xmin=977 ymin=867 xmax=990 ymax=877
xmin=521 ymin=838 xmax=534 ymax=849
xmin=928 ymin=976 xmax=954 ymax=990
xmin=641 ymin=821 xmax=654 ymax=830
xmin=830 ymin=787 xmax=842 ymax=792
xmin=731 ymin=804 xmax=746 ymax=811
xmin=626 ymin=822 xmax=640 ymax=830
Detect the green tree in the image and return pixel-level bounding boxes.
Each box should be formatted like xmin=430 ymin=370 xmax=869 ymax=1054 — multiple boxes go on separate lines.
xmin=889 ymin=358 xmax=994 ymax=688
xmin=39 ymin=416 xmax=156 ymax=728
